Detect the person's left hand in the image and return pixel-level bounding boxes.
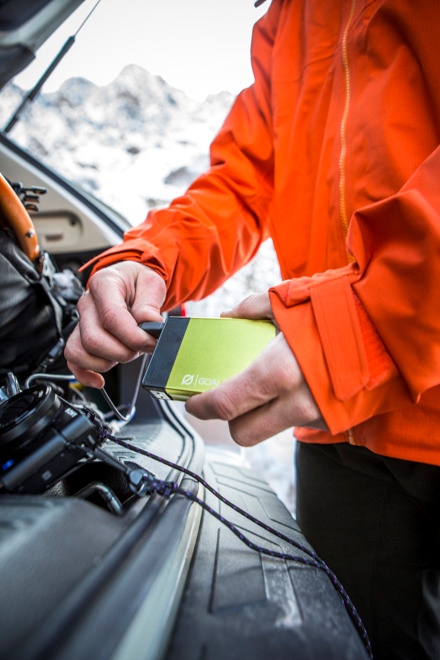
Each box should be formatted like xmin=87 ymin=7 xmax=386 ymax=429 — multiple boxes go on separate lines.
xmin=185 ymin=292 xmax=327 ymax=446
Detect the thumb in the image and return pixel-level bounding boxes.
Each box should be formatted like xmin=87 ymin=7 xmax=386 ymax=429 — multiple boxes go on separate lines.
xmin=221 ymin=292 xmax=274 ymax=320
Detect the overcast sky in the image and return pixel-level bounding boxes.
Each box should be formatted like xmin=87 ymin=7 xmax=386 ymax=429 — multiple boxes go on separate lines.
xmin=16 ymin=0 xmax=270 ymax=100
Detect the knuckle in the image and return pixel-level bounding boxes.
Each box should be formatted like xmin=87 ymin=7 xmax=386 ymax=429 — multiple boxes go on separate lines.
xmin=273 ymin=356 xmax=298 ymax=394
xmin=63 ymin=342 xmax=77 ymax=362
xmin=64 ymin=330 xmax=82 ymax=362
xmin=99 ymin=306 xmax=121 ymax=332
xmin=76 ymin=292 xmax=90 ymax=313
xmin=78 ymin=326 xmax=102 ymax=354
xmin=229 ymin=422 xmax=258 ymax=448
xmin=88 ymin=268 xmax=108 ymax=289
xmin=296 ymin=395 xmax=321 ymax=427
xmin=213 ymin=391 xmax=238 ymax=421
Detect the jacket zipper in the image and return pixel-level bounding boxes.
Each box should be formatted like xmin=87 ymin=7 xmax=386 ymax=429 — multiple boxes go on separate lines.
xmin=339 ymin=0 xmax=357 ymax=446
xmin=339 ymin=0 xmax=356 ymax=239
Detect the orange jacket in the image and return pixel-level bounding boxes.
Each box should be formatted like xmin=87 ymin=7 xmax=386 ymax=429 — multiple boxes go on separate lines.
xmin=89 ymin=0 xmax=440 ymax=465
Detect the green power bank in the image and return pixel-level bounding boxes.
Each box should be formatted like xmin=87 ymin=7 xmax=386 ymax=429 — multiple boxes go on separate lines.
xmin=141 ymin=317 xmax=277 ymax=401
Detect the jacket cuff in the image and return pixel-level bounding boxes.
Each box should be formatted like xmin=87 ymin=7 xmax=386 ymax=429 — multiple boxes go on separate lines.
xmin=269 ymin=272 xmax=412 ymax=434
xmin=80 ymin=239 xmax=170 ymax=280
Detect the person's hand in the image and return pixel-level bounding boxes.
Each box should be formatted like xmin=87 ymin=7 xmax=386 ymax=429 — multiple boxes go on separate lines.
xmin=64 ymin=261 xmax=166 ymax=388
xmin=185 ymin=292 xmax=326 ymax=446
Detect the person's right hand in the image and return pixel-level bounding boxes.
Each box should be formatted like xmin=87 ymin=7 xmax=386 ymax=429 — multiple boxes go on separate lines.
xmin=64 ymin=261 xmax=166 ymax=388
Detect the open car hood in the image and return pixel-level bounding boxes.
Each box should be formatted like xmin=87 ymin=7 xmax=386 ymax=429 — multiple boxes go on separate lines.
xmin=0 ymin=0 xmax=85 ymax=89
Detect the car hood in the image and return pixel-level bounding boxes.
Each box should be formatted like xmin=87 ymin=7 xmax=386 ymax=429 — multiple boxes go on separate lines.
xmin=0 ymin=0 xmax=85 ymax=90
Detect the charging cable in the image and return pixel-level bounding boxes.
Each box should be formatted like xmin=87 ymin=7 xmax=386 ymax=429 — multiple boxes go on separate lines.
xmin=82 ymin=410 xmax=372 ymax=659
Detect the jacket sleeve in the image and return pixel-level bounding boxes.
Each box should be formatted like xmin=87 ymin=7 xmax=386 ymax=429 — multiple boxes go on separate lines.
xmin=85 ymin=2 xmax=284 ymax=312
xmin=269 ymin=145 xmax=440 ymax=435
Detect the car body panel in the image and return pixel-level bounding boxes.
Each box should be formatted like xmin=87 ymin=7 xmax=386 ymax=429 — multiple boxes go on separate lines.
xmin=0 ymin=0 xmax=85 ymax=90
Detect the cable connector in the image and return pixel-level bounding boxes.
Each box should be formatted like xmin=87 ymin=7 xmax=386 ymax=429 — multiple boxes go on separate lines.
xmin=127 ymin=468 xmax=156 ymax=496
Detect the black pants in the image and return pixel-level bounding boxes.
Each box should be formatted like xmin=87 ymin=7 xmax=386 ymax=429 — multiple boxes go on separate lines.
xmin=296 ymin=442 xmax=440 ymax=660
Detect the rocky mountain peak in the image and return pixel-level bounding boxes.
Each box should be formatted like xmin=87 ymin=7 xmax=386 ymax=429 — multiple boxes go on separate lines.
xmin=0 ymin=64 xmax=234 ymax=219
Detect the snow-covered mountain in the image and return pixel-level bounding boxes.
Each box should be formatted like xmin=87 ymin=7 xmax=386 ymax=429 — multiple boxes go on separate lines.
xmin=0 ymin=63 xmax=280 ymax=314
xmin=1 ymin=65 xmax=233 ymax=221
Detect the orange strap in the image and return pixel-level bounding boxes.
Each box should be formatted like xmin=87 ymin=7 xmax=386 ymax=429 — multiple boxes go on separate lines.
xmin=0 ymin=173 xmax=40 ymax=262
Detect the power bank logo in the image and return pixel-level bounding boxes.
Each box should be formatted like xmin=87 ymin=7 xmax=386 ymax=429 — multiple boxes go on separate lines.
xmin=181 ymin=374 xmax=220 ymax=388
